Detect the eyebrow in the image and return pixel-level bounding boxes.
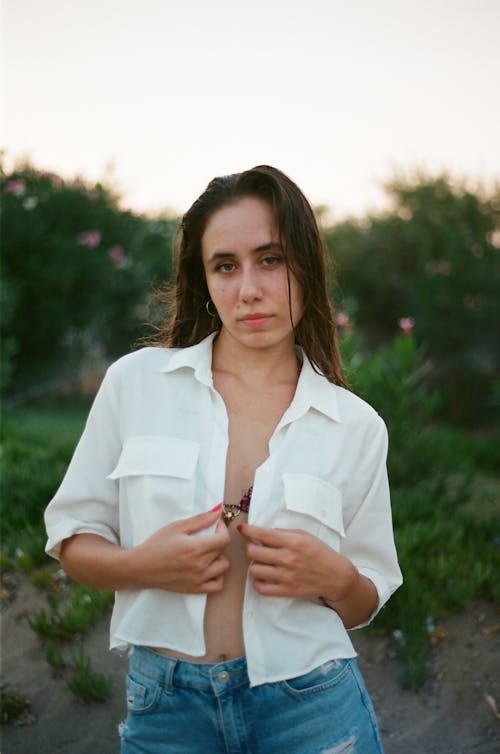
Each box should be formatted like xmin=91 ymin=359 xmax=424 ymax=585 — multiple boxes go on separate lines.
xmin=207 ymin=242 xmax=283 ymax=263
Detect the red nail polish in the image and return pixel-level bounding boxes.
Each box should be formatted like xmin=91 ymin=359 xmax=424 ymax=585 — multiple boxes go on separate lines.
xmin=236 ymin=524 xmax=243 ymax=532
xmin=211 ymin=503 xmax=223 ymax=512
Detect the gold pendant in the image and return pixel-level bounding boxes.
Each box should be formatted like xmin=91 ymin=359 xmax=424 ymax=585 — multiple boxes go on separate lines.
xmin=222 ymin=505 xmax=241 ymax=527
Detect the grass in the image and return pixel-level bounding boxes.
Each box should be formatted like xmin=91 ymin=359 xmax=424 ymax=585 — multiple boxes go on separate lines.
xmin=1 ymin=396 xmax=499 ymax=691
xmin=0 ymin=396 xmax=91 ymax=567
xmin=366 ymin=426 xmax=500 ymax=687
xmin=1 ymin=397 xmax=115 ymax=704
xmin=66 ymin=647 xmax=113 ymax=703
xmin=29 ymin=583 xmax=114 ymax=641
xmin=0 ymin=689 xmax=32 ymax=725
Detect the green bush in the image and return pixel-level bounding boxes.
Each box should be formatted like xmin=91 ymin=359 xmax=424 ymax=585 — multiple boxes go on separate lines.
xmin=342 ymin=331 xmax=500 ymax=686
xmin=342 ymin=331 xmax=442 ymax=487
xmin=1 ymin=161 xmax=177 ymax=398
xmin=0 ymin=398 xmax=89 ymax=566
xmin=328 ymin=174 xmax=500 ymax=425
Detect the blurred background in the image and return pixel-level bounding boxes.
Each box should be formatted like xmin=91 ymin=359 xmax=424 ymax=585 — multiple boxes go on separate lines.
xmin=1 ymin=0 xmax=499 ymax=709
xmin=2 ymin=0 xmax=499 ymax=420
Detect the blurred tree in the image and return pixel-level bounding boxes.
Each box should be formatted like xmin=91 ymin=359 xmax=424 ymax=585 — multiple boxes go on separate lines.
xmin=326 ymin=174 xmax=500 ymax=424
xmin=1 ymin=161 xmax=177 ymax=398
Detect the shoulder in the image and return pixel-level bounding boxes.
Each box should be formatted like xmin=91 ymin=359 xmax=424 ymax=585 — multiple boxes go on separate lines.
xmin=106 ymin=346 xmax=178 ymax=375
xmin=333 ymin=384 xmax=386 ymax=433
xmin=99 ymin=347 xmax=183 ymax=394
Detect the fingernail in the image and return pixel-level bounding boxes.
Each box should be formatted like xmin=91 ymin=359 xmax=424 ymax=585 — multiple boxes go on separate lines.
xmin=236 ymin=524 xmax=243 ymax=532
xmin=211 ymin=503 xmax=223 ymax=512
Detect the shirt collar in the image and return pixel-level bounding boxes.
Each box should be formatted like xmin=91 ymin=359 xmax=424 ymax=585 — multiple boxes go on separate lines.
xmin=159 ymin=333 xmax=341 ymax=423
xmin=286 ymin=351 xmax=341 ymax=424
xmin=159 ymin=332 xmax=218 ymax=387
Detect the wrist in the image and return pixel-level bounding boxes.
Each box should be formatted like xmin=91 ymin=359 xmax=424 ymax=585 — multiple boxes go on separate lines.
xmin=321 ymin=562 xmax=360 ymax=608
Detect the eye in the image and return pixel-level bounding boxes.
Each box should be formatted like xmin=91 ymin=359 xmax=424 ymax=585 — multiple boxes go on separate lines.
xmin=262 ymin=255 xmax=281 ymax=267
xmin=215 ymin=262 xmax=235 ymax=273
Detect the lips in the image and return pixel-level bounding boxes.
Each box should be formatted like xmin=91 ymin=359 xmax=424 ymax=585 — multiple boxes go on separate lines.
xmin=240 ymin=313 xmax=272 ymax=326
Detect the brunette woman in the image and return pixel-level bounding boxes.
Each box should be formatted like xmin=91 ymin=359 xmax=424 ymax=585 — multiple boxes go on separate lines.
xmin=45 ymin=165 xmax=402 ymax=753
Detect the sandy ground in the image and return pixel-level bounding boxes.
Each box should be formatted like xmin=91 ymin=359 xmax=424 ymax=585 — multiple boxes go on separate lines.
xmin=1 ymin=573 xmax=499 ymax=754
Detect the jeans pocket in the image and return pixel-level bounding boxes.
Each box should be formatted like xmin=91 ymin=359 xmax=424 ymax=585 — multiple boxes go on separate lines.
xmin=126 ymin=672 xmax=163 ymax=714
xmin=281 ymin=658 xmax=352 ymax=698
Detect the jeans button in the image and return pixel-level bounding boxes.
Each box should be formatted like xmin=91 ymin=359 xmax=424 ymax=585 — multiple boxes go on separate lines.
xmin=217 ymin=670 xmax=230 ymax=683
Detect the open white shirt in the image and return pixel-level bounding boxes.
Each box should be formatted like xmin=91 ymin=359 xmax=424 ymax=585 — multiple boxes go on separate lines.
xmin=45 ymin=333 xmax=402 ymax=687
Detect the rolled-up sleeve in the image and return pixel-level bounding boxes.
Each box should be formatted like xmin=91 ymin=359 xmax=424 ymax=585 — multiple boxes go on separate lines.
xmin=45 ymin=365 xmax=122 ymax=559
xmin=340 ymin=414 xmax=403 ymax=628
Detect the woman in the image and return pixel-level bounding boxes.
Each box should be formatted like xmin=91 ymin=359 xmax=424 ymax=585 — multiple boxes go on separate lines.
xmin=45 ymin=165 xmax=402 ymax=753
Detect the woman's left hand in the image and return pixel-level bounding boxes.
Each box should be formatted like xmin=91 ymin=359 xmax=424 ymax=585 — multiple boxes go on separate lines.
xmin=237 ymin=523 xmax=358 ymax=602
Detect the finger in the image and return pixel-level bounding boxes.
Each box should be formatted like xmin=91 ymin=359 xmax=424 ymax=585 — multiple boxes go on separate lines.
xmin=214 ymin=518 xmax=232 ymax=544
xmin=253 ymin=580 xmax=290 ymax=597
xmin=181 ymin=505 xmax=223 ymax=535
xmin=201 ymin=575 xmax=225 ymax=593
xmin=246 ymin=541 xmax=283 ymax=565
xmin=250 ymin=563 xmax=286 ymax=583
xmin=207 ymin=522 xmax=231 ymax=550
xmin=238 ymin=523 xmax=292 ymax=548
xmin=205 ymin=554 xmax=230 ymax=579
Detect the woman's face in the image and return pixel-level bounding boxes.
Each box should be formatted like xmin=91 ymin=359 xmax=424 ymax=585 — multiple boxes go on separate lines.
xmin=201 ymin=196 xmax=304 ymax=353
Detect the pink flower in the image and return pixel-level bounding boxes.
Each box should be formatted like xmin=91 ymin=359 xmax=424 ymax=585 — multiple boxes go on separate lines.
xmin=334 ymin=312 xmax=350 ymax=329
xmin=436 ymin=260 xmax=451 ymax=276
xmin=5 ymin=179 xmax=26 ymax=196
xmin=108 ymin=245 xmax=128 ymax=268
xmin=109 ymin=245 xmax=124 ymax=261
xmin=398 ymin=317 xmax=415 ymax=335
xmin=77 ymin=230 xmax=101 ymax=248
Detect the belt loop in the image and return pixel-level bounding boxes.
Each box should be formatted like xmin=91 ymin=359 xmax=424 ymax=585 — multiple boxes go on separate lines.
xmin=163 ymin=656 xmax=177 ymax=695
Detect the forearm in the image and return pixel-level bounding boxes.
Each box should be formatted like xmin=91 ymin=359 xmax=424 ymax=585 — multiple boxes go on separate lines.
xmin=60 ymin=533 xmax=143 ymax=591
xmin=322 ymin=570 xmax=378 ymax=629
xmin=59 ymin=509 xmax=230 ymax=594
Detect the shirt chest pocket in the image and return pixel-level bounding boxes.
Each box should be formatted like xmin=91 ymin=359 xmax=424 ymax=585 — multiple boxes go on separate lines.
xmin=274 ymin=473 xmax=345 ymax=552
xmin=107 ymin=436 xmax=200 ymax=546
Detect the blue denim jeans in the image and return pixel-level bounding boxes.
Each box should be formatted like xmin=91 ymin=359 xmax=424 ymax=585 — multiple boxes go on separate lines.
xmin=119 ymin=647 xmax=384 ymax=754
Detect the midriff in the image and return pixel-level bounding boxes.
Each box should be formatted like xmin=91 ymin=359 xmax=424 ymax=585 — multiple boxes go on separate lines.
xmin=151 ymin=511 xmax=249 ymax=663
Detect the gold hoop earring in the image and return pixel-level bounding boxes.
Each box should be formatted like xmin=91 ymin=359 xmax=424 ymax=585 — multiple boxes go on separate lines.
xmin=205 ymin=299 xmax=217 ymax=317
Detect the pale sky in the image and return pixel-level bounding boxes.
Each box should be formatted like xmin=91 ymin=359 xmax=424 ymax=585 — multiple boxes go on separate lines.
xmin=2 ymin=0 xmax=499 ymax=219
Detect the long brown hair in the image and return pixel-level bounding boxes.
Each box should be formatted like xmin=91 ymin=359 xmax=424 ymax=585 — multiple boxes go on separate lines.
xmin=151 ymin=165 xmax=347 ymax=387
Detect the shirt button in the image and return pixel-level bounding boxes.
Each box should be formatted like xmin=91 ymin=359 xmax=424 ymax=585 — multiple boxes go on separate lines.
xmin=217 ymin=671 xmax=230 ymax=683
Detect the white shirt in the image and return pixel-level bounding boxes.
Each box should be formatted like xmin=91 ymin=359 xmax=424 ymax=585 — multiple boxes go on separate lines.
xmin=45 ymin=333 xmax=402 ymax=687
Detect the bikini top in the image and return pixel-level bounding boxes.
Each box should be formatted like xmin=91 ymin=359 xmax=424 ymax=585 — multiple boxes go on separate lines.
xmin=221 ymin=486 xmax=253 ymax=527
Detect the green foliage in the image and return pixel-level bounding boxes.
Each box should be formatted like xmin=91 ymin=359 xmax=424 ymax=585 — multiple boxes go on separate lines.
xmin=43 ymin=639 xmax=112 ymax=703
xmin=66 ymin=648 xmax=112 ymax=703
xmin=29 ymin=584 xmax=113 ymax=641
xmin=1 ymin=161 xmax=178 ymax=398
xmin=342 ymin=332 xmax=500 ymax=687
xmin=0 ymin=398 xmax=89 ymax=566
xmin=328 ymin=173 xmax=500 ymax=424
xmin=45 ymin=642 xmax=67 ymax=674
xmin=342 ymin=332 xmax=441 ymax=487
xmin=0 ymin=689 xmax=31 ymax=725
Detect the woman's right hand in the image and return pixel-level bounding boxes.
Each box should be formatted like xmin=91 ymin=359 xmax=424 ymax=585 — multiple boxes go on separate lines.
xmin=60 ymin=506 xmax=231 ymax=594
xmin=132 ymin=506 xmax=231 ymax=593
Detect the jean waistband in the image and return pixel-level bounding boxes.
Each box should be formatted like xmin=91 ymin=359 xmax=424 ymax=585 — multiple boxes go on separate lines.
xmin=129 ymin=646 xmax=250 ymax=694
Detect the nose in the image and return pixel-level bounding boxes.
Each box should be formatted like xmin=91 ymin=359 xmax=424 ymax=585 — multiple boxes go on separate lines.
xmin=239 ymin=265 xmax=262 ymax=302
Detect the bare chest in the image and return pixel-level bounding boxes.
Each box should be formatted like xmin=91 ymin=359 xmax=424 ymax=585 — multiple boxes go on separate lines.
xmin=214 ymin=376 xmax=296 ymax=505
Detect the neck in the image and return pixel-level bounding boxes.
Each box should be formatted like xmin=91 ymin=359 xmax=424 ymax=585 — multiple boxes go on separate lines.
xmin=212 ymin=330 xmax=300 ymax=387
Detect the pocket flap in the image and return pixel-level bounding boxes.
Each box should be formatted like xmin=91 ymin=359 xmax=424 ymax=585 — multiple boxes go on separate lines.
xmin=107 ymin=436 xmax=200 ymax=480
xmin=282 ymin=473 xmax=345 ymax=536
